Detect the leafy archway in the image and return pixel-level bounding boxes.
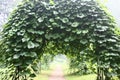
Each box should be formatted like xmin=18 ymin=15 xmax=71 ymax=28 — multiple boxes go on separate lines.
xmin=0 ymin=0 xmax=120 ymax=80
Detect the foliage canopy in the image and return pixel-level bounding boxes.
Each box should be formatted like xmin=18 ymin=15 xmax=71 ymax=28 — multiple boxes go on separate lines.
xmin=0 ymin=0 xmax=120 ymax=80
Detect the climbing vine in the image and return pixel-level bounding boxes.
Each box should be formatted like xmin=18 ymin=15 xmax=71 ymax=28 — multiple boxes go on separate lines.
xmin=0 ymin=0 xmax=120 ymax=80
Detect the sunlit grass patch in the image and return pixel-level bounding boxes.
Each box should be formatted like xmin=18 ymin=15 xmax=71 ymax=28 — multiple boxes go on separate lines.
xmin=34 ymin=69 xmax=52 ymax=80
xmin=65 ymin=74 xmax=97 ymax=80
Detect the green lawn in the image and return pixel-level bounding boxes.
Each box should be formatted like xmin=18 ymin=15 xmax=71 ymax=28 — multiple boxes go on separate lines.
xmin=34 ymin=69 xmax=52 ymax=80
xmin=63 ymin=63 xmax=97 ymax=80
xmin=65 ymin=74 xmax=97 ymax=80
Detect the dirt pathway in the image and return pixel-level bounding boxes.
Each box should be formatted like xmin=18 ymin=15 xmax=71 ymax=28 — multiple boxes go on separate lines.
xmin=48 ymin=65 xmax=65 ymax=80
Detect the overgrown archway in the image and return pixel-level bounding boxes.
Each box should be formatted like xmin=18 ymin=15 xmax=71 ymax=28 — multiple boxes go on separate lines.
xmin=0 ymin=0 xmax=120 ymax=80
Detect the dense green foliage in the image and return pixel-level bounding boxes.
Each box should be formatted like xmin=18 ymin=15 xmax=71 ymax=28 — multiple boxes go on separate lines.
xmin=0 ymin=0 xmax=120 ymax=80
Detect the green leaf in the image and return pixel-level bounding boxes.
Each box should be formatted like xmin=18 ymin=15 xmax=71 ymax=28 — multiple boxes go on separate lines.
xmin=82 ymin=30 xmax=88 ymax=34
xmin=31 ymin=65 xmax=38 ymax=72
xmin=7 ymin=57 xmax=12 ymax=61
xmin=55 ymin=16 xmax=60 ymax=20
xmin=38 ymin=18 xmax=44 ymax=22
xmin=64 ymin=38 xmax=69 ymax=42
xmin=48 ymin=25 xmax=52 ymax=28
xmin=105 ymin=53 xmax=119 ymax=57
xmin=89 ymin=39 xmax=95 ymax=43
xmin=36 ymin=38 xmax=42 ymax=42
xmin=52 ymin=22 xmax=58 ymax=27
xmin=52 ymin=34 xmax=61 ymax=39
xmin=21 ymin=52 xmax=37 ymax=57
xmin=28 ymin=41 xmax=35 ymax=49
xmin=71 ymin=22 xmax=79 ymax=27
xmin=61 ymin=18 xmax=69 ymax=23
xmin=17 ymin=31 xmax=24 ymax=36
xmin=28 ymin=12 xmax=35 ymax=15
xmin=27 ymin=29 xmax=34 ymax=34
xmin=107 ymin=39 xmax=116 ymax=42
xmin=60 ymin=26 xmax=65 ymax=29
xmin=76 ymin=31 xmax=82 ymax=34
xmin=13 ymin=54 xmax=20 ymax=59
xmin=30 ymin=73 xmax=36 ymax=77
xmin=22 ymin=69 xmax=31 ymax=75
xmin=66 ymin=28 xmax=71 ymax=31
xmin=14 ymin=62 xmax=22 ymax=66
xmin=76 ymin=14 xmax=85 ymax=18
xmin=37 ymin=31 xmax=44 ymax=35
xmin=45 ymin=34 xmax=51 ymax=40
xmin=22 ymin=37 xmax=30 ymax=42
xmin=53 ymin=11 xmax=58 ymax=15
xmin=50 ymin=0 xmax=54 ymax=5
xmin=14 ymin=48 xmax=21 ymax=51
xmin=80 ymin=40 xmax=88 ymax=44
xmin=30 ymin=52 xmax=37 ymax=57
xmin=98 ymin=40 xmax=104 ymax=44
xmin=34 ymin=43 xmax=39 ymax=47
xmin=49 ymin=18 xmax=54 ymax=22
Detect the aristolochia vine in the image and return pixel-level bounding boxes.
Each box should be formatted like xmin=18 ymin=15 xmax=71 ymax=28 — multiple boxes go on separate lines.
xmin=0 ymin=0 xmax=120 ymax=80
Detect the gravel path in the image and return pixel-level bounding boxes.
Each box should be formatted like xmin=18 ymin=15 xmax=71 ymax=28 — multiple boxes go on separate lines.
xmin=49 ymin=66 xmax=65 ymax=80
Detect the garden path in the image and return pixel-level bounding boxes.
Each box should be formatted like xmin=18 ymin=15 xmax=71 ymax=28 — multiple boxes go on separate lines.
xmin=48 ymin=65 xmax=65 ymax=80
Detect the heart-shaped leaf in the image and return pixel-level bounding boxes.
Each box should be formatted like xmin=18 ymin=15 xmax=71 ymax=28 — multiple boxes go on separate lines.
xmin=71 ymin=22 xmax=79 ymax=27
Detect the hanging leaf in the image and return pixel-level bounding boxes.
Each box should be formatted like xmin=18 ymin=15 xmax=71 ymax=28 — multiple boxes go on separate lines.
xmin=66 ymin=28 xmax=71 ymax=31
xmin=37 ymin=31 xmax=44 ymax=35
xmin=21 ymin=52 xmax=37 ymax=57
xmin=61 ymin=18 xmax=69 ymax=23
xmin=45 ymin=34 xmax=51 ymax=40
xmin=49 ymin=18 xmax=54 ymax=22
xmin=27 ymin=29 xmax=34 ymax=34
xmin=76 ymin=14 xmax=85 ymax=18
xmin=107 ymin=39 xmax=116 ymax=42
xmin=64 ymin=38 xmax=69 ymax=42
xmin=52 ymin=22 xmax=58 ymax=27
xmin=13 ymin=54 xmax=20 ymax=59
xmin=14 ymin=48 xmax=20 ymax=52
xmin=80 ymin=40 xmax=88 ymax=44
xmin=53 ymin=11 xmax=58 ymax=15
xmin=71 ymin=22 xmax=79 ymax=27
xmin=36 ymin=38 xmax=42 ymax=43
xmin=82 ymin=30 xmax=88 ymax=34
xmin=30 ymin=52 xmax=37 ymax=57
xmin=76 ymin=30 xmax=82 ymax=34
xmin=34 ymin=43 xmax=39 ymax=47
xmin=28 ymin=41 xmax=35 ymax=49
xmin=38 ymin=17 xmax=44 ymax=22
xmin=14 ymin=62 xmax=22 ymax=66
xmin=22 ymin=37 xmax=30 ymax=42
xmin=60 ymin=26 xmax=65 ymax=29
xmin=30 ymin=73 xmax=36 ymax=77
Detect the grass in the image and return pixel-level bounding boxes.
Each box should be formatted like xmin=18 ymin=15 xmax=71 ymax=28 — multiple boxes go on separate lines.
xmin=34 ymin=63 xmax=56 ymax=80
xmin=34 ymin=69 xmax=52 ymax=80
xmin=63 ymin=63 xmax=97 ymax=80
xmin=65 ymin=74 xmax=97 ymax=80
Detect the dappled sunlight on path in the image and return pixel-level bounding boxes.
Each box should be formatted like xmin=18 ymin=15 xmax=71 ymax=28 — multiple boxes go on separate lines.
xmin=49 ymin=65 xmax=65 ymax=80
